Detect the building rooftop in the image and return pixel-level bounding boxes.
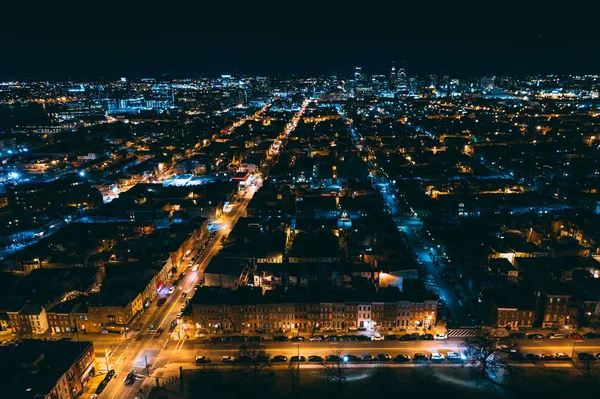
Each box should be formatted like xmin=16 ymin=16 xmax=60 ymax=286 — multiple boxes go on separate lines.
xmin=0 ymin=340 xmax=93 ymax=399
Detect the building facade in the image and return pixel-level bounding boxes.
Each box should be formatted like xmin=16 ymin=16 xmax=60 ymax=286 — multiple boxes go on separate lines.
xmin=187 ymin=295 xmax=438 ymax=334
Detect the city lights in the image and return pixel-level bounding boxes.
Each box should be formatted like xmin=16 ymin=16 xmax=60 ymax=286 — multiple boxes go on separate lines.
xmin=1 ymin=36 xmax=599 ymax=399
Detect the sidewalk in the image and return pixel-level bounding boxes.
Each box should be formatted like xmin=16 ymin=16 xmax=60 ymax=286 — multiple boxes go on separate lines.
xmin=189 ymin=326 xmax=445 ymax=341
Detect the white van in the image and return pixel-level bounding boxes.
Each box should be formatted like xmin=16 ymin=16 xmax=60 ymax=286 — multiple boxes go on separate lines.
xmin=547 ymin=333 xmax=565 ymax=340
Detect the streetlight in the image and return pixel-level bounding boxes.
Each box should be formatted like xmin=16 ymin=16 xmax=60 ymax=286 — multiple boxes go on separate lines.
xmin=571 ymin=339 xmax=583 ymax=359
xmin=105 ymin=348 xmax=111 ymax=373
xmin=294 ymin=341 xmax=301 ymax=383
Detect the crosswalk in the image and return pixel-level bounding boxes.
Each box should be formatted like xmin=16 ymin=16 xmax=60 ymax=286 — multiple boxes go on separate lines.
xmin=446 ymin=328 xmax=483 ymax=338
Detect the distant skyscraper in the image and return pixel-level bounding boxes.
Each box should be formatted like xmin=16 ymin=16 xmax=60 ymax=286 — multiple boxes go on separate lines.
xmin=390 ymin=62 xmax=397 ymax=90
xmin=397 ymin=67 xmax=408 ymax=93
xmin=150 ymin=81 xmax=174 ymax=109
xmin=221 ymin=74 xmax=232 ymax=88
xmin=354 ymin=66 xmax=366 ymax=99
xmin=480 ymin=77 xmax=495 ymax=91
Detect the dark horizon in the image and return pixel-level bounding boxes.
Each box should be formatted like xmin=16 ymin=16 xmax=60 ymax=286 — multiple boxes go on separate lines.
xmin=1 ymin=37 xmax=599 ymax=80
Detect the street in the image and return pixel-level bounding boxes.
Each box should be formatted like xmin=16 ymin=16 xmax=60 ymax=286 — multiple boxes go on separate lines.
xmin=91 ymin=336 xmax=600 ymax=387
xmin=87 ymin=102 xmax=309 ymax=399
xmin=339 ymin=104 xmax=472 ymax=328
xmin=90 ymin=181 xmax=258 ymax=399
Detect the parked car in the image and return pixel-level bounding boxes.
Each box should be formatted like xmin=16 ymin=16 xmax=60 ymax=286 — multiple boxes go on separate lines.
xmin=95 ymin=381 xmax=107 ymax=394
xmin=195 ymin=356 xmax=211 ymax=364
xmin=541 ymin=353 xmax=554 ymax=361
xmin=524 ymin=354 xmax=540 ymax=361
xmin=273 ymin=336 xmax=289 ymax=342
xmin=446 ymin=352 xmax=465 ymax=362
xmin=271 ymin=355 xmax=288 ymax=363
xmin=290 ymin=356 xmax=306 ymax=362
xmin=577 ymin=352 xmax=596 ymax=361
xmin=527 ymin=334 xmax=544 ymax=340
xmin=105 ymin=369 xmax=115 ymax=382
xmin=547 ymin=333 xmax=564 ymax=340
xmin=236 ymin=356 xmax=253 ymax=364
xmin=393 ymin=354 xmax=411 ymax=363
xmin=371 ymin=334 xmax=384 ymax=341
xmin=309 ymin=335 xmax=323 ymax=342
xmin=419 ymin=334 xmax=434 ymax=341
xmin=567 ymin=333 xmax=582 ymax=340
xmin=361 ymin=354 xmax=374 ymax=361
xmin=583 ymin=332 xmax=600 ymax=340
xmin=125 ymin=371 xmax=136 ymax=385
xmin=413 ymin=353 xmax=429 ymax=361
xmin=434 ymin=334 xmax=448 ymax=340
xmin=508 ymin=332 xmax=526 ymax=340
xmin=326 ymin=355 xmax=342 ymax=363
xmin=384 ymin=334 xmax=398 ymax=340
xmin=376 ymin=354 xmax=391 ymax=362
xmin=324 ymin=335 xmax=338 ymax=341
xmin=248 ymin=336 xmax=264 ymax=342
xmin=555 ymin=353 xmax=571 ymax=361
xmin=308 ymin=355 xmax=323 ymax=363
xmin=430 ymin=353 xmax=445 ymax=362
xmin=208 ymin=337 xmax=222 ymax=344
xmin=343 ymin=354 xmax=360 ymax=362
xmin=508 ymin=351 xmax=524 ymax=361
xmin=290 ymin=335 xmax=305 ymax=342
xmin=400 ymin=334 xmax=417 ymax=341
xmin=168 ymin=286 xmax=175 ymax=294
xmin=221 ymin=356 xmax=235 ymax=363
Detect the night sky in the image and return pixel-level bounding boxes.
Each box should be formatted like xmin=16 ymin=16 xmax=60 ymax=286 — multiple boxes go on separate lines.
xmin=1 ymin=13 xmax=598 ymax=80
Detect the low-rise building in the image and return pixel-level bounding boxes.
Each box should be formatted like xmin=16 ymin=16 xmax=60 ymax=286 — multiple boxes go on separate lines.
xmin=0 ymin=340 xmax=96 ymax=399
xmin=186 ymin=286 xmax=437 ymax=334
xmin=7 ymin=303 xmax=49 ymax=335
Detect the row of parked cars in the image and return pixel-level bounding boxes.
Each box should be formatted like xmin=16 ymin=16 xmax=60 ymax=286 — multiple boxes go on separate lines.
xmin=95 ymin=369 xmax=115 ymax=394
xmin=208 ymin=333 xmax=448 ymax=343
xmin=196 ymin=352 xmax=465 ymax=365
xmin=508 ymin=332 xmax=600 ymax=340
xmin=508 ymin=352 xmax=572 ymax=361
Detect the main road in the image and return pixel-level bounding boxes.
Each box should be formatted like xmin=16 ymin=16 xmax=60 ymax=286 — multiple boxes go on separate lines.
xmin=93 ymin=101 xmax=310 ymax=399
xmin=337 ymin=104 xmax=472 ymax=328
xmin=93 ymin=184 xmax=258 ymax=399
xmin=130 ymin=337 xmax=600 ymax=370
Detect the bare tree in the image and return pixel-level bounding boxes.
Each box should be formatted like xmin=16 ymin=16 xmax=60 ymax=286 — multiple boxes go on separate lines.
xmin=462 ymin=328 xmax=507 ymax=380
xmin=237 ymin=342 xmax=271 ymax=379
xmin=219 ymin=309 xmax=239 ymax=333
xmin=369 ymin=366 xmax=399 ymax=395
xmin=407 ymin=362 xmax=439 ymax=394
xmin=286 ymin=360 xmax=299 ymax=396
xmin=188 ymin=364 xmax=222 ymax=399
xmin=574 ymin=356 xmax=597 ymax=378
xmin=306 ymin=304 xmax=321 ymax=337
xmin=318 ymin=344 xmax=348 ymax=396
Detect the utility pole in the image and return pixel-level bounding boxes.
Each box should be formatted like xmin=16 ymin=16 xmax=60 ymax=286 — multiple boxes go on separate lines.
xmin=105 ymin=348 xmax=111 ymax=373
xmin=296 ymin=342 xmax=301 ymax=384
xmin=72 ymin=316 xmax=82 ymax=353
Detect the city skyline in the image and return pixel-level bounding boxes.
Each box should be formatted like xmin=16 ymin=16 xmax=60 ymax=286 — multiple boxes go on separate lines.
xmin=2 ymin=32 xmax=600 ymax=398
xmin=1 ymin=36 xmax=599 ymax=79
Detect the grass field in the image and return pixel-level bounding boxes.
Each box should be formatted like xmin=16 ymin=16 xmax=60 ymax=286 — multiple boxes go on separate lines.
xmin=156 ymin=363 xmax=600 ymax=399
